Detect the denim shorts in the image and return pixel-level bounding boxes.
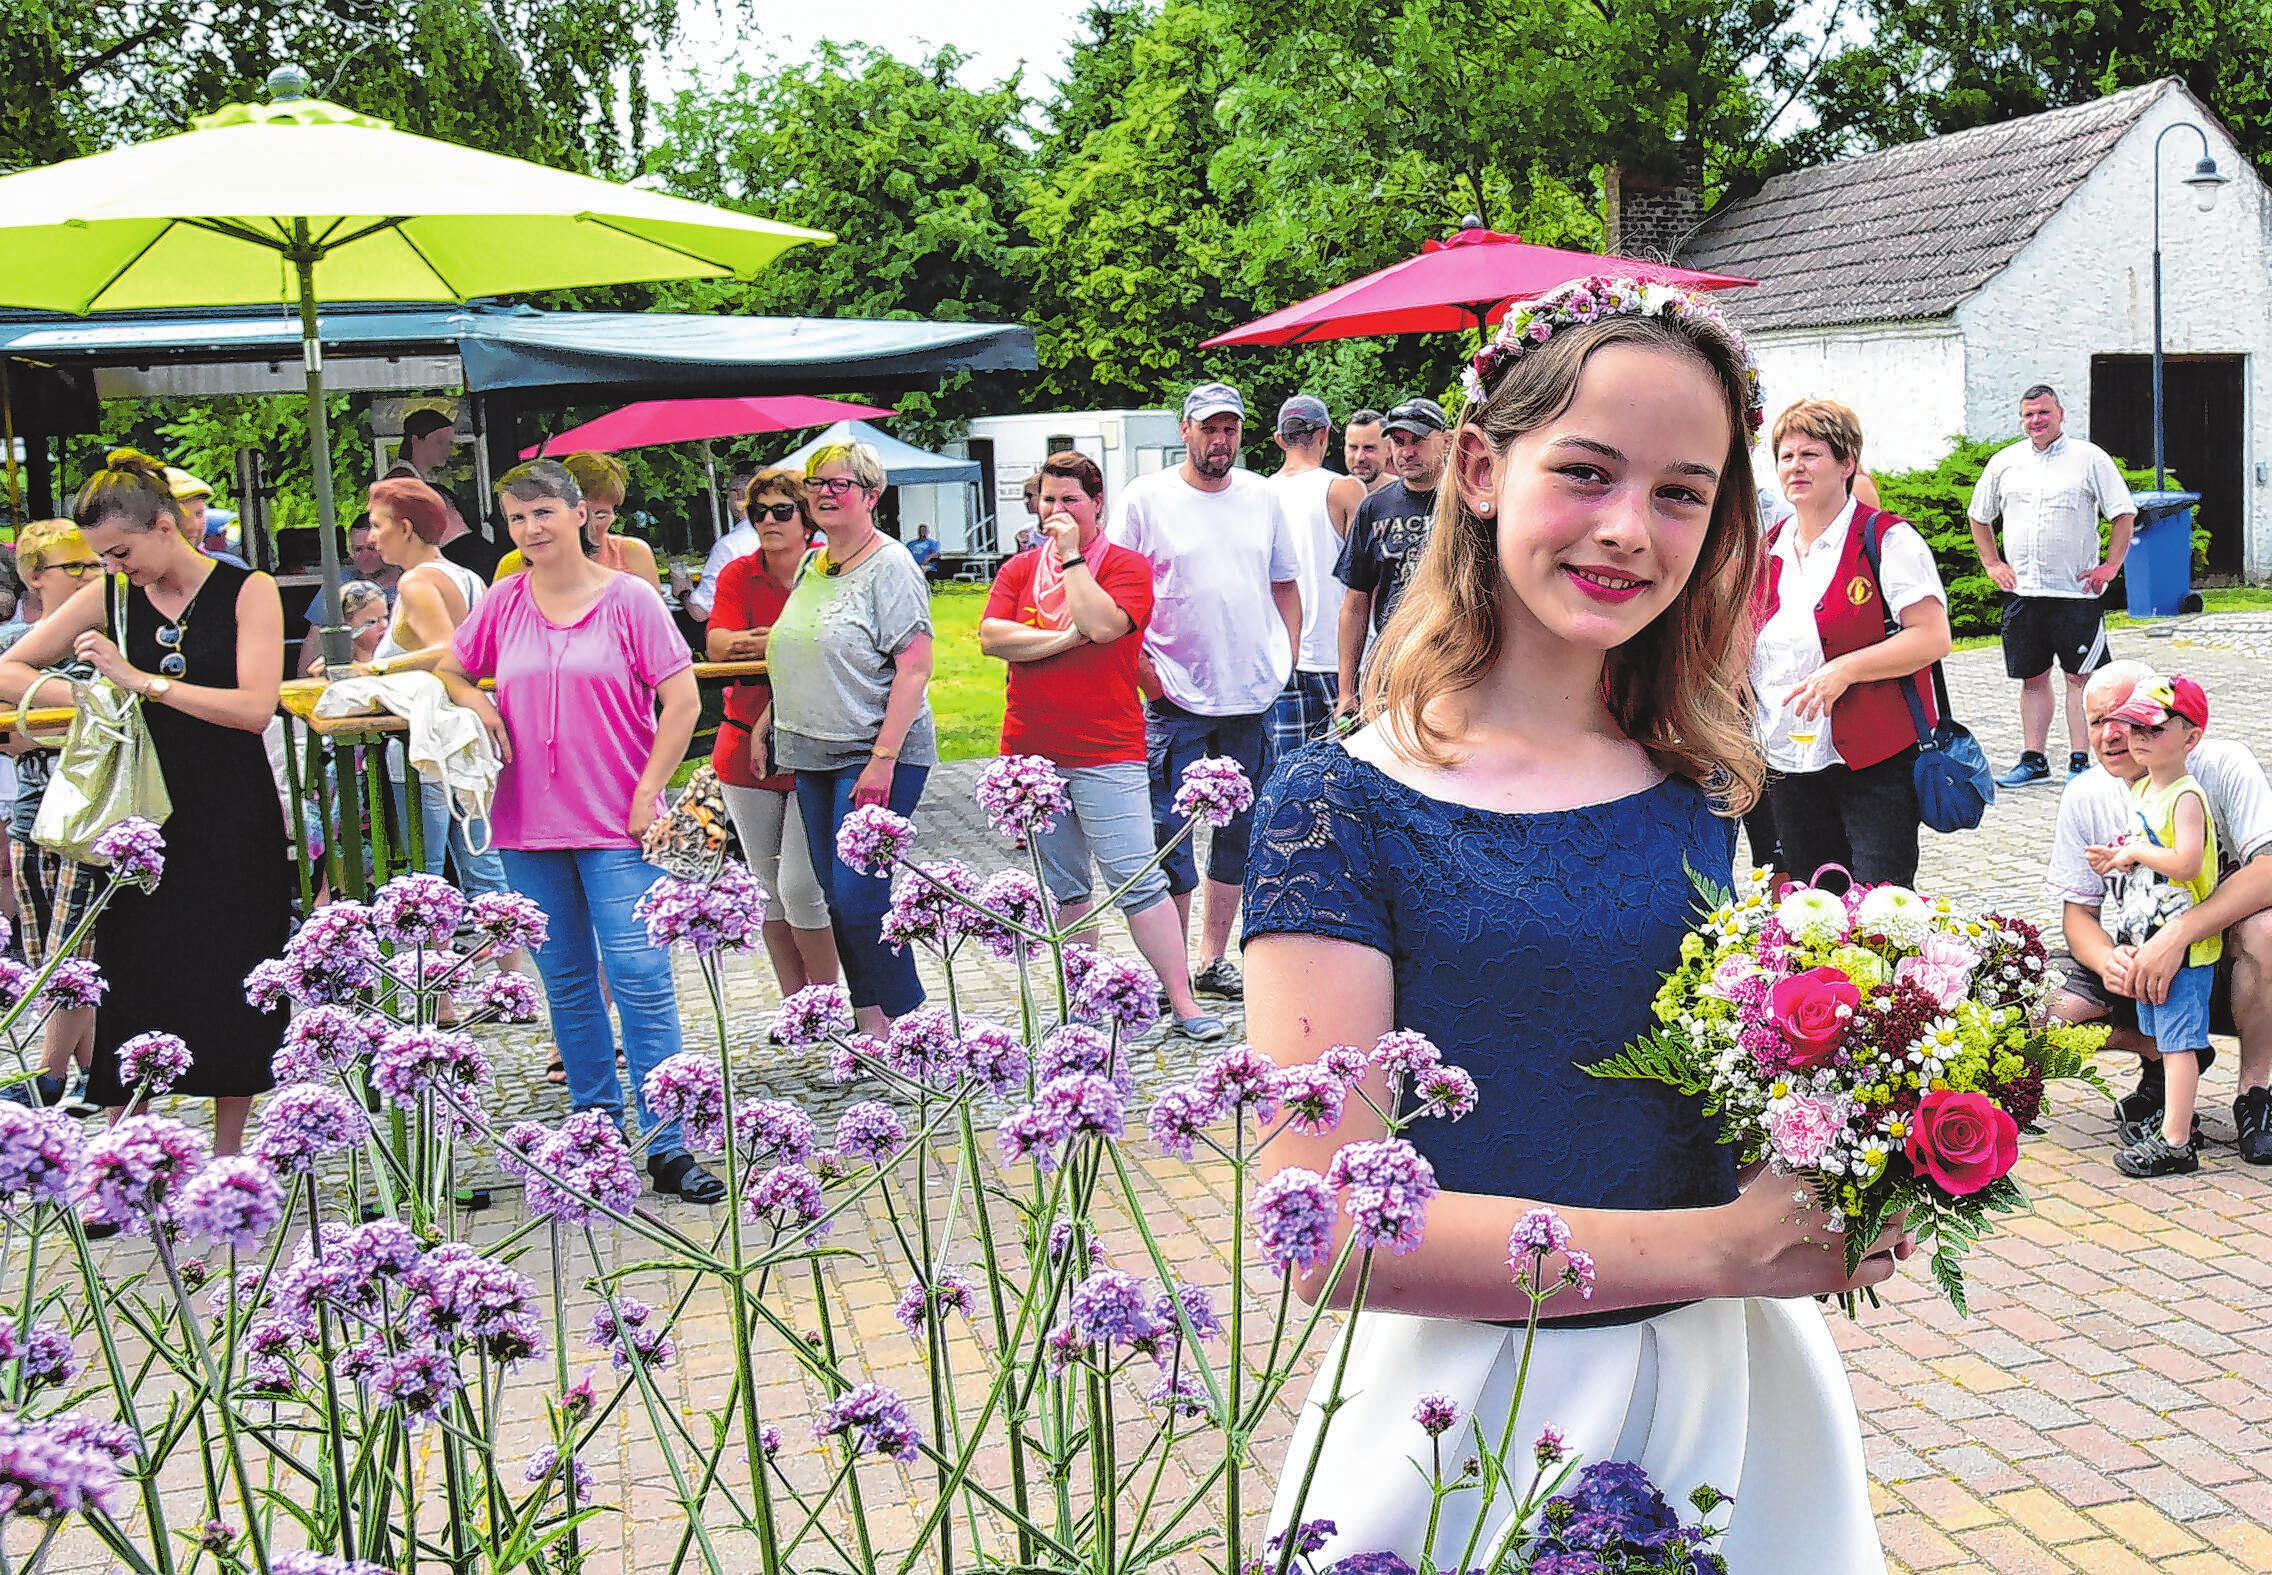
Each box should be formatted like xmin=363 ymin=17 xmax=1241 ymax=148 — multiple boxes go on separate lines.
xmin=2137 ymin=962 xmax=2214 ymax=1053
xmin=1032 ymin=759 xmax=1172 ymax=914
xmin=1145 ymin=699 xmax=1271 ymax=895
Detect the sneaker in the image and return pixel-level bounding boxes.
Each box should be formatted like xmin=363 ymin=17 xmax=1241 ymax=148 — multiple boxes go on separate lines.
xmin=2114 ymin=1128 xmax=2200 ymax=1177
xmin=1191 ymin=959 xmax=1244 ymax=1000
xmin=59 ymin=1075 xmax=102 ymax=1119
xmin=2114 ymin=1061 xmax=2165 ymax=1129
xmin=2116 ymin=1111 xmax=2202 ymax=1147
xmin=1997 ymin=753 xmax=2052 ymax=788
xmin=1170 ymin=1013 xmax=1228 ymax=1043
xmin=2235 ymin=1087 xmax=2272 ymax=1165
xmin=2067 ymin=751 xmax=2093 ymax=781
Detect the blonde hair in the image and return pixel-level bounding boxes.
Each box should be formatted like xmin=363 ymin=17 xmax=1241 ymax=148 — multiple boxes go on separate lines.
xmin=1364 ymin=314 xmax=1766 ymax=814
xmin=14 ymin=518 xmax=90 ymax=573
xmin=1770 ymin=399 xmax=1864 ymax=473
xmin=561 ymin=452 xmax=628 ymax=507
xmin=805 ymin=441 xmax=888 ymax=491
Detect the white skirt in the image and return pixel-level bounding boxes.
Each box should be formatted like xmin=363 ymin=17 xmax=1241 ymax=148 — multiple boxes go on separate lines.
xmin=1267 ymin=1297 xmax=1885 ymax=1575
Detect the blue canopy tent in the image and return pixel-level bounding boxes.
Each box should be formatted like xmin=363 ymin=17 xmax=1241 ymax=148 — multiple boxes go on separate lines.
xmin=772 ymin=419 xmax=979 ymax=486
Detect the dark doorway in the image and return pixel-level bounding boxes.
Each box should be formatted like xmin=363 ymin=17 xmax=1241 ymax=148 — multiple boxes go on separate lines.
xmin=2089 ymin=354 xmax=2246 ymax=580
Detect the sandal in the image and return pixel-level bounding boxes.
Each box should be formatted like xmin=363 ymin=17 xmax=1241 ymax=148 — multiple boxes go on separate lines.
xmin=648 ymin=1152 xmax=726 ymax=1204
xmin=542 ymin=1047 xmax=567 ymax=1086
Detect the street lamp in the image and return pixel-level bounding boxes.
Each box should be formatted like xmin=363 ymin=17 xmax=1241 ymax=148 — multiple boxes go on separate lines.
xmin=2151 ymin=121 xmax=2230 ymax=488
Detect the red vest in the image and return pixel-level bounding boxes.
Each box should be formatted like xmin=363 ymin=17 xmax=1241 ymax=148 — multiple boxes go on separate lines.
xmin=1760 ymin=509 xmax=1936 ymax=773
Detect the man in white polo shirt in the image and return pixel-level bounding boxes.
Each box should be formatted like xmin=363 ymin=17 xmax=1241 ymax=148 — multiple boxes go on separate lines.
xmin=2046 ymin=661 xmax=2272 ymax=1165
xmin=1969 ymin=383 xmax=2136 ymax=787
xmin=1111 ymin=381 xmax=1302 ymax=1001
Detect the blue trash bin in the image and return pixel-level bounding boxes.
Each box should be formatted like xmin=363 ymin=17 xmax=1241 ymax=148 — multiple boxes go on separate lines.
xmin=2124 ymin=490 xmax=2201 ymax=618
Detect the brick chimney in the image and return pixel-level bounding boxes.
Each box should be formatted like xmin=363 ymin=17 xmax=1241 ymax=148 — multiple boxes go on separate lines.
xmin=1603 ymin=160 xmax=1704 ymax=260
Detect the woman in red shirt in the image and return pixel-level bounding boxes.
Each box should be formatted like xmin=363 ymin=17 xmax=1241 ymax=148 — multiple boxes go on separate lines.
xmin=707 ymin=469 xmax=841 ymax=998
xmin=980 ymin=451 xmax=1223 ymax=1042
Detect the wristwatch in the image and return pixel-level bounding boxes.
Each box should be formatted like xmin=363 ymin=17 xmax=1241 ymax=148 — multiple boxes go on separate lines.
xmin=143 ymin=676 xmax=172 ymax=700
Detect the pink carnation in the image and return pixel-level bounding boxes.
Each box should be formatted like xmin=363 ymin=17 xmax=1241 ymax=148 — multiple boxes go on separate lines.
xmin=1766 ymin=1095 xmax=1846 ymax=1170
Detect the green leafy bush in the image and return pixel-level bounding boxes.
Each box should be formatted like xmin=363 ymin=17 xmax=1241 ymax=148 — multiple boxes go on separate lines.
xmin=1871 ymin=437 xmax=2182 ymax=636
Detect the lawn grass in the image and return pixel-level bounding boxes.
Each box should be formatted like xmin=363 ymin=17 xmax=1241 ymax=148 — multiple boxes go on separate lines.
xmin=931 ymin=583 xmax=1007 ymax=762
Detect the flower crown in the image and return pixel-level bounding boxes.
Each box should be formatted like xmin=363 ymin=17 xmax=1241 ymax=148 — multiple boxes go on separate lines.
xmin=1462 ymin=275 xmax=1765 ymax=437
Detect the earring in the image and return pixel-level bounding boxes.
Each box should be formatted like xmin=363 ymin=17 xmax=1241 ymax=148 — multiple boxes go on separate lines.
xmin=1477 ymin=501 xmax=1495 ymax=516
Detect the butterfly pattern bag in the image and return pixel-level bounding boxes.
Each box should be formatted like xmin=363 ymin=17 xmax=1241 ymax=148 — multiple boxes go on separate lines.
xmin=642 ymin=763 xmax=735 ymax=881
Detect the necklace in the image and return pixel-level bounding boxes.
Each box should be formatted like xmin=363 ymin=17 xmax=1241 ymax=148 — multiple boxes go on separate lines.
xmin=818 ymin=532 xmax=883 ymax=577
xmin=153 ymin=562 xmax=217 ymax=679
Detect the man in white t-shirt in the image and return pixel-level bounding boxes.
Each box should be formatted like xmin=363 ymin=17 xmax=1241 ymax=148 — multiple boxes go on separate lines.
xmin=687 ymin=465 xmax=760 ymax=621
xmin=1109 ymin=381 xmax=1302 ymax=1001
xmin=1969 ymin=384 xmax=2137 ymax=788
xmin=2045 ymin=660 xmax=2272 ymax=1164
xmin=1263 ymin=394 xmax=1365 ymax=758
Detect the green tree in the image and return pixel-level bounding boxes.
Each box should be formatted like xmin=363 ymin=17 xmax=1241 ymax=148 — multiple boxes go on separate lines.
xmin=1802 ymin=0 xmax=2272 ymax=170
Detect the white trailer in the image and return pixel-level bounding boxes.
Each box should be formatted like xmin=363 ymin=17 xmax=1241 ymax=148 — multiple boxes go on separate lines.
xmin=960 ymin=410 xmax=1185 ymax=553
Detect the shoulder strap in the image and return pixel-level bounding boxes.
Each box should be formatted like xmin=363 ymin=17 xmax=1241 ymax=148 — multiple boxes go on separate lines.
xmin=1855 ymin=512 xmax=1942 ymax=748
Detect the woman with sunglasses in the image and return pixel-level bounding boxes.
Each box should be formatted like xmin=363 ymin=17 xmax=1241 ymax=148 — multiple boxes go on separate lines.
xmin=0 ymin=450 xmax=292 ymax=1158
xmin=0 ymin=519 xmax=108 ymax=1113
xmin=705 ymin=468 xmax=840 ymax=1003
xmin=758 ymin=441 xmax=936 ymax=1034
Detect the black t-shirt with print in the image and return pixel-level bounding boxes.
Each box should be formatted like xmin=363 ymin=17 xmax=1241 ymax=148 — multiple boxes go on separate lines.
xmin=1333 ymin=479 xmax=1437 ymax=633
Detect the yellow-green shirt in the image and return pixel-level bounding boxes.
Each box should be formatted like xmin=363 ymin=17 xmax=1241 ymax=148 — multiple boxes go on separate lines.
xmin=2133 ymin=774 xmax=2221 ymax=966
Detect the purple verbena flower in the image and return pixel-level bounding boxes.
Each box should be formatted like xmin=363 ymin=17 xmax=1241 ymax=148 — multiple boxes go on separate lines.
xmin=1147 ymin=1086 xmax=1213 ymax=1159
xmin=368 ymin=1027 xmax=492 ymax=1112
xmin=523 ymin=1444 xmax=595 ymax=1499
xmin=0 ymin=1317 xmax=80 ymax=1393
xmin=1071 ymin=955 xmax=1159 ymax=1036
xmin=1147 ymin=1371 xmax=1211 ymax=1418
xmin=1194 ymin=1045 xmax=1286 ymax=1124
xmin=894 ymin=1266 xmax=978 ymax=1336
xmin=1534 ymin=1426 xmax=1569 ymax=1467
xmin=996 ymin=1106 xmax=1066 ymax=1171
xmin=272 ymin=1004 xmax=385 ymax=1084
xmin=173 ymin=1156 xmax=286 ymax=1250
xmin=456 ymin=968 xmax=540 ymax=1023
xmin=76 ymin=1115 xmax=210 ymax=1232
xmin=1251 ymin=1168 xmax=1336 ymax=1275
xmin=1371 ymin=1030 xmax=1442 ymax=1081
xmin=1414 ymin=1394 xmax=1460 ymax=1438
xmin=833 ymin=1102 xmax=906 ymax=1166
xmin=1038 ymin=1023 xmax=1118 ymax=1085
xmin=834 ymin=805 xmax=916 ymax=876
xmin=1171 ymin=757 xmax=1254 ymax=829
xmin=366 ymin=1345 xmax=463 ymax=1425
xmin=1327 ymin=1139 xmax=1438 ymax=1256
xmin=37 ymin=959 xmax=106 ymax=1014
xmin=269 ymin=1555 xmax=396 ymax=1575
xmin=0 ymin=1412 xmax=130 ymax=1519
xmin=1276 ymin=1063 xmax=1348 ymax=1135
xmin=881 ymin=1006 xmax=966 ymax=1088
xmin=116 ymin=1032 xmax=191 ymax=1095
xmin=527 ymin=1111 xmax=641 ymax=1226
xmin=814 ymin=1382 xmax=921 ymax=1462
xmin=642 ymin=1054 xmax=726 ymax=1152
xmin=880 ymin=861 xmax=977 ymax=953
xmin=744 ymin=1163 xmax=828 ymax=1242
xmin=636 ymin=862 xmax=767 ymax=954
xmin=1037 ymin=1072 xmax=1124 ymax=1143
xmin=1150 ymin=1281 xmax=1223 ymax=1351
xmin=960 ymin=1021 xmax=1029 ymax=1095
xmin=828 ymin=1034 xmax=884 ymax=1084
xmin=588 ymin=1298 xmax=673 ymax=1372
xmin=281 ymin=903 xmax=383 ymax=1003
xmin=974 ymin=754 xmax=1073 ymax=842
xmin=370 ymin=872 xmax=467 ymax=949
xmin=0 ymin=1105 xmax=82 ymax=1209
xmin=734 ymin=1099 xmax=815 ymax=1165
xmin=0 ymin=958 xmax=31 ymax=1007
xmin=972 ymin=869 xmax=1051 ymax=958
xmin=404 ymin=1242 xmax=544 ymax=1364
xmin=469 ymin=892 xmax=549 ymax=953
xmin=1267 ymin=1518 xmax=1339 ymax=1559
xmin=495 ymin=1120 xmax=549 ymax=1179
xmin=1319 ymin=1044 xmax=1373 ymax=1086
xmin=242 ymin=959 xmax=295 ymax=1012
xmin=252 ymin=1083 xmax=369 ymax=1176
xmin=775 ymin=983 xmax=853 ymax=1045
xmin=1507 ymin=1207 xmax=1574 ymax=1261
xmin=90 ymin=818 xmax=165 ymax=889
xmin=1411 ymin=1064 xmax=1479 ymax=1122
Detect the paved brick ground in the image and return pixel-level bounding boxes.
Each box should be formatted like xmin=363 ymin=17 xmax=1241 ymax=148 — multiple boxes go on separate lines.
xmin=13 ymin=613 xmax=2272 ymax=1573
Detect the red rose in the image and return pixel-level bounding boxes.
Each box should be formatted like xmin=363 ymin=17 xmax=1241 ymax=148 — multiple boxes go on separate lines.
xmin=1906 ymin=1090 xmax=2020 ymax=1196
xmin=1768 ymin=967 xmax=1860 ymax=1068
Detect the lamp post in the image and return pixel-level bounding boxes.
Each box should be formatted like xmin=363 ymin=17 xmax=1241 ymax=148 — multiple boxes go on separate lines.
xmin=2150 ymin=121 xmax=2230 ymax=489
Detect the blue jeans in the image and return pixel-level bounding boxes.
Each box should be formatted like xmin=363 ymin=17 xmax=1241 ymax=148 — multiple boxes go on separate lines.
xmin=392 ymin=775 xmax=512 ymax=898
xmin=1145 ymin=698 xmax=1271 ymax=895
xmin=500 ymin=847 xmax=686 ymax=1161
xmin=795 ymin=763 xmax=930 ymax=1018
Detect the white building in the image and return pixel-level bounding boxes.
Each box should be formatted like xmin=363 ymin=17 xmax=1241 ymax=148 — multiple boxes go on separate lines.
xmin=962 ymin=410 xmax=1184 ymax=553
xmin=1676 ymin=79 xmax=2272 ymax=580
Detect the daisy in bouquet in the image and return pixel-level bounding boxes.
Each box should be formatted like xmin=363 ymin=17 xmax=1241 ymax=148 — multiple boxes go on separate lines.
xmin=1591 ymin=868 xmax=2108 ymax=1314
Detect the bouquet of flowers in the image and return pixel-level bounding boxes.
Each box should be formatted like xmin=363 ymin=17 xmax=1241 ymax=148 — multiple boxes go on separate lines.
xmin=1591 ymin=868 xmax=2108 ymax=1314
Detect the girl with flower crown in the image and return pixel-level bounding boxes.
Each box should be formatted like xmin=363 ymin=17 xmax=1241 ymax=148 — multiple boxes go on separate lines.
xmin=1243 ymin=281 xmax=1904 ymax=1571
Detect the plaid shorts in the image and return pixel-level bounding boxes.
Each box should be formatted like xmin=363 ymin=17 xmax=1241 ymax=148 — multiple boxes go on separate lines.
xmin=1267 ymin=669 xmax=1338 ymax=759
xmin=11 ymin=839 xmax=102 ymax=969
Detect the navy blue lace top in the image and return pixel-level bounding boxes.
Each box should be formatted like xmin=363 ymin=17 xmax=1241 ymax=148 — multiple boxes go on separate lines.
xmin=1244 ymin=741 xmax=1741 ymax=1221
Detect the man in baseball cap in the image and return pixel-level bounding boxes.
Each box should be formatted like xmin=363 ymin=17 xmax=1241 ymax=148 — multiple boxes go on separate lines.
xmin=163 ymin=466 xmax=249 ymax=567
xmin=1380 ymin=396 xmax=1448 ymax=438
xmin=1333 ymin=395 xmax=1452 ymax=724
xmin=1109 ymin=377 xmax=1301 ymax=1009
xmin=1265 ymin=395 xmax=1365 ymax=760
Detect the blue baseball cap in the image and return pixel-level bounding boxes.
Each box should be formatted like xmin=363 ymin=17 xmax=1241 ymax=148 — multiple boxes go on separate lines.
xmin=1276 ymin=394 xmax=1332 ymax=436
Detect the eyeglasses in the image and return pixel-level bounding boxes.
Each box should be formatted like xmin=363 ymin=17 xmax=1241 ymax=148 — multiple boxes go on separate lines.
xmin=155 ymin=621 xmax=188 ymax=677
xmin=39 ymin=561 xmax=102 ymax=577
xmin=755 ymin=502 xmax=800 ymax=522
xmin=807 ymin=476 xmax=864 ymax=498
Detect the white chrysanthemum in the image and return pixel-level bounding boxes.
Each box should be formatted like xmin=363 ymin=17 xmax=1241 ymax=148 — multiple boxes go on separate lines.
xmin=1776 ymin=887 xmax=1848 ymax=948
xmin=1854 ymin=885 xmax=1933 ymax=948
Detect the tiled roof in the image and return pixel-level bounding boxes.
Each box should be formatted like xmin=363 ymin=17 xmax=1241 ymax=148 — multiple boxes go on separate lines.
xmin=1680 ymin=79 xmax=2174 ymax=331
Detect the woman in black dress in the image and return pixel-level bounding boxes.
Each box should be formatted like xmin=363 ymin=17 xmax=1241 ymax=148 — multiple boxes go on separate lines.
xmin=0 ymin=450 xmax=290 ymax=1153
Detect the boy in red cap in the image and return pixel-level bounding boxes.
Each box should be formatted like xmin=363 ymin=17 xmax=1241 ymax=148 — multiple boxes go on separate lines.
xmin=2093 ymin=674 xmax=2217 ymax=1176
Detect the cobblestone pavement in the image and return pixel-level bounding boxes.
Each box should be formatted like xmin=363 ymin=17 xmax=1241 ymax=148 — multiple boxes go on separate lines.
xmin=15 ymin=614 xmax=2272 ymax=1574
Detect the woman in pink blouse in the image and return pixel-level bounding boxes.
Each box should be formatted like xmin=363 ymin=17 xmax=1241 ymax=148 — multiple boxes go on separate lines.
xmin=439 ymin=459 xmax=722 ymax=1204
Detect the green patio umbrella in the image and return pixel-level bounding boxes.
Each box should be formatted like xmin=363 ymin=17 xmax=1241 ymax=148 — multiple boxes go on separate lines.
xmin=0 ymin=66 xmax=831 ymax=660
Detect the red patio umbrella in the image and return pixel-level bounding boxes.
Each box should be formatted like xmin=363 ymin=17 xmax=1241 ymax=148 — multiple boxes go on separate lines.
xmin=520 ymin=394 xmax=894 ymax=456
xmin=1200 ymin=226 xmax=1755 ymax=348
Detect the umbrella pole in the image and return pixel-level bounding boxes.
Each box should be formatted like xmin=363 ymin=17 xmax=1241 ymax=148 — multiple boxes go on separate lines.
xmin=0 ymin=360 xmax=20 ymax=524
xmin=702 ymin=438 xmax=723 ymax=548
xmin=291 ymin=235 xmax=352 ymax=669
